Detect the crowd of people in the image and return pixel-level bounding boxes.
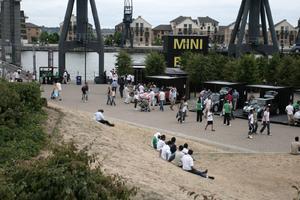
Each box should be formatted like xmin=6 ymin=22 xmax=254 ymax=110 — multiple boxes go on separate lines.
xmin=151 ymin=132 xmax=215 ymax=180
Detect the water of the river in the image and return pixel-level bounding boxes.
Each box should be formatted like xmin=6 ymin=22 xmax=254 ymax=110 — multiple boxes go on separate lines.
xmin=21 ymin=51 xmax=146 ymax=80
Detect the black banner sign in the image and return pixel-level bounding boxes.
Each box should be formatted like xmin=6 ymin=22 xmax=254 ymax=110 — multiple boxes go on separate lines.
xmin=163 ymin=35 xmax=209 ymax=68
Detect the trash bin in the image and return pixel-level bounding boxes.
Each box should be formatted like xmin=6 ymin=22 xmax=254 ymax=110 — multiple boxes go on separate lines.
xmin=76 ymin=76 xmax=82 ymax=85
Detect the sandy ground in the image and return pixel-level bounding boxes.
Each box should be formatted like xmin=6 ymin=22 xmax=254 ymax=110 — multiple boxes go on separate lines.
xmin=47 ymin=103 xmax=300 ymax=200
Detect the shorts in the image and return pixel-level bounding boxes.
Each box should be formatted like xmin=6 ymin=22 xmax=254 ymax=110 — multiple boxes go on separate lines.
xmin=207 ymin=121 xmax=213 ymax=125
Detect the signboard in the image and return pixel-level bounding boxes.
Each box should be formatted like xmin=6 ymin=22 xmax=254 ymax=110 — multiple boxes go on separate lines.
xmin=163 ymin=35 xmax=209 ymax=68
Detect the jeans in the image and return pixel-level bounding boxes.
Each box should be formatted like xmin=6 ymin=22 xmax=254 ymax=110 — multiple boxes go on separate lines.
xmin=110 ymin=96 xmax=116 ymax=106
xmin=177 ymin=111 xmax=183 ymax=123
xmin=260 ymin=121 xmax=270 ymax=134
xmin=106 ymin=95 xmax=111 ymax=105
xmin=159 ymin=100 xmax=164 ymax=111
xmin=98 ymin=120 xmax=114 ymax=127
xmin=186 ymin=169 xmax=207 ymax=178
xmin=248 ymin=123 xmax=254 ymax=135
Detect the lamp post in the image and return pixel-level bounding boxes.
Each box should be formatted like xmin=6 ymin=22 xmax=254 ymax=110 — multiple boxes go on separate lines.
xmin=33 ymin=42 xmax=37 ymax=80
xmin=84 ymin=21 xmax=87 ymax=84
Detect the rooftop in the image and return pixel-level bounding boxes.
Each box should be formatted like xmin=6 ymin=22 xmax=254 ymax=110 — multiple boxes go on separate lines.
xmin=152 ymin=24 xmax=172 ymax=31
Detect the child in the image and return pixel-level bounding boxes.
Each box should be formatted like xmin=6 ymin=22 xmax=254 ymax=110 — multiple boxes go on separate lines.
xmin=205 ymin=110 xmax=215 ymax=131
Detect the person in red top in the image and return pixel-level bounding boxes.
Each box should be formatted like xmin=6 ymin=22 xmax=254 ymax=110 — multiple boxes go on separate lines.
xmin=226 ymin=93 xmax=233 ymax=103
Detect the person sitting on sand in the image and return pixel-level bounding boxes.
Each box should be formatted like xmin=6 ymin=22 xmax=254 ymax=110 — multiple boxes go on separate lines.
xmin=156 ymin=135 xmax=166 ymax=151
xmin=172 ymin=145 xmax=184 ymax=167
xmin=94 ymin=109 xmax=115 ymax=127
xmin=152 ymin=132 xmax=161 ymax=149
xmin=160 ymin=141 xmax=172 ymax=161
xmin=182 ymin=143 xmax=189 ymax=154
xmin=181 ymin=149 xmax=214 ymax=180
xmin=291 ymin=136 xmax=300 ymax=155
xmin=168 ymin=137 xmax=177 ymax=162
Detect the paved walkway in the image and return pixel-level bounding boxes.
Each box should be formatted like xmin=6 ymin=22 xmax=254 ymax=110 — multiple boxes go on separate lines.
xmin=42 ymin=84 xmax=300 ymax=153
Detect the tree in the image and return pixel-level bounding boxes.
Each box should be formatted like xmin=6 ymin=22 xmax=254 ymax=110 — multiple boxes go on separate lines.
xmin=152 ymin=37 xmax=162 ymax=46
xmin=104 ymin=34 xmax=114 ymax=46
xmin=113 ymin=31 xmax=122 ymax=46
xmin=48 ymin=33 xmax=59 ymax=44
xmin=144 ymin=52 xmax=166 ymax=76
xmin=275 ymin=55 xmax=296 ymax=86
xmin=265 ymin=54 xmax=280 ymax=84
xmin=235 ymin=54 xmax=259 ymax=84
xmin=181 ymin=53 xmax=208 ymax=86
xmin=39 ymin=31 xmax=49 ymax=44
xmin=222 ymin=59 xmax=238 ymax=82
xmin=115 ymin=50 xmax=133 ymax=76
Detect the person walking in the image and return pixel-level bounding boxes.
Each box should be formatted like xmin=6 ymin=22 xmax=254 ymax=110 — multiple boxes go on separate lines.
xmin=232 ymin=89 xmax=240 ymax=111
xmin=133 ymin=91 xmax=139 ymax=110
xmin=177 ymin=100 xmax=184 ymax=123
xmin=56 ymin=81 xmax=62 ymax=101
xmin=81 ymin=82 xmax=89 ymax=102
xmin=149 ymin=89 xmax=156 ymax=110
xmin=182 ymin=100 xmax=189 ymax=123
xmin=111 ymin=80 xmax=118 ymax=94
xmin=106 ymin=86 xmax=112 ymax=105
xmin=260 ymin=106 xmax=271 ymax=136
xmin=253 ymin=108 xmax=258 ymax=133
xmin=119 ymin=78 xmax=125 ymax=98
xmin=169 ymin=87 xmax=177 ymax=111
xmin=205 ymin=109 xmax=215 ymax=131
xmin=223 ymin=100 xmax=232 ymax=126
xmin=159 ymin=89 xmax=166 ymax=111
xmin=110 ymin=88 xmax=116 ymax=106
xmin=196 ymin=97 xmax=203 ymax=122
xmin=248 ymin=109 xmax=254 ymax=139
xmin=285 ymin=101 xmax=294 ymax=126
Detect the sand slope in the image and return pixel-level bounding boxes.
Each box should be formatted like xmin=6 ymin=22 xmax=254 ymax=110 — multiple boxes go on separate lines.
xmin=49 ymin=103 xmax=300 ymax=200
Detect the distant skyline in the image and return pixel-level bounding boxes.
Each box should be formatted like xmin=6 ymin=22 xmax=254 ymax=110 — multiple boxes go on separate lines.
xmin=21 ymin=0 xmax=300 ymax=28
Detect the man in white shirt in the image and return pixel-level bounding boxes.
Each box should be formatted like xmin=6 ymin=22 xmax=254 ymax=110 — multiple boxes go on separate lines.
xmin=260 ymin=106 xmax=271 ymax=135
xmin=159 ymin=90 xmax=166 ymax=111
xmin=160 ymin=141 xmax=172 ymax=161
xmin=95 ymin=109 xmax=114 ymax=127
xmin=182 ymin=143 xmax=189 ymax=154
xmin=286 ymin=102 xmax=294 ymax=125
xmin=156 ymin=135 xmax=166 ymax=151
xmin=149 ymin=89 xmax=156 ymax=110
xmin=172 ymin=145 xmax=185 ymax=167
xmin=181 ymin=150 xmax=214 ymax=179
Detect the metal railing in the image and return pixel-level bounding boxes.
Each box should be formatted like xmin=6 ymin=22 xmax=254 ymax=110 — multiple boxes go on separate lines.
xmin=0 ymin=60 xmax=29 ymax=80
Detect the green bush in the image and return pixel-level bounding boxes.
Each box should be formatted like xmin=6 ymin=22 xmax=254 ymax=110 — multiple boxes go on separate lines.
xmin=8 ymin=82 xmax=43 ymax=112
xmin=180 ymin=53 xmax=300 ymax=87
xmin=0 ymin=81 xmax=46 ymax=166
xmin=145 ymin=52 xmax=166 ymax=76
xmin=0 ymin=144 xmax=137 ymax=200
xmin=115 ymin=50 xmax=133 ymax=76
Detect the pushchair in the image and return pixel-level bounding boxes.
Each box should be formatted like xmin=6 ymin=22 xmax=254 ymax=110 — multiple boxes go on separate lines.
xmin=139 ymin=99 xmax=150 ymax=112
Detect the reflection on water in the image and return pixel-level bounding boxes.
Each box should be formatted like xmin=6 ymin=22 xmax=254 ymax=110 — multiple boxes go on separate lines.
xmin=21 ymin=51 xmax=146 ymax=80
